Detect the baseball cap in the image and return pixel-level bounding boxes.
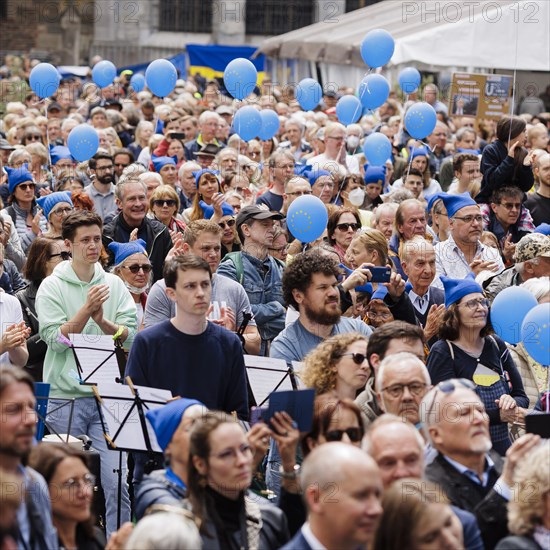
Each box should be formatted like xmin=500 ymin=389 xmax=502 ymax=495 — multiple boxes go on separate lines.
xmin=0 ymin=138 xmax=15 ymax=151
xmin=514 ymin=233 xmax=550 ymax=263
xmin=216 ymin=105 xmax=233 ymax=116
xmin=236 ymin=205 xmax=283 ymax=229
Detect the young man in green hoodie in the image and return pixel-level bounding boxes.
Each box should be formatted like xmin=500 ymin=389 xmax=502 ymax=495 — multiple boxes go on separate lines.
xmin=36 ymin=210 xmax=137 ymax=536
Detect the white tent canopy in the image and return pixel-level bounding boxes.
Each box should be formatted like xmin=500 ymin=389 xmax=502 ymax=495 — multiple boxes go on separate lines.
xmin=257 ymin=0 xmax=549 ymax=79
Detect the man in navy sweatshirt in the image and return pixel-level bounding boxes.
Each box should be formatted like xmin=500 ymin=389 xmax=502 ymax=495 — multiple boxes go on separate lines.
xmin=125 ymin=254 xmax=248 ymax=419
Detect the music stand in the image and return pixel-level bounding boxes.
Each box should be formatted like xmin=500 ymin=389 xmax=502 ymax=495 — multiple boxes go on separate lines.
xmin=93 ymin=377 xmax=172 ymax=528
xmin=244 ymin=355 xmax=297 ymax=407
xmin=69 ymin=333 xmax=126 ymax=385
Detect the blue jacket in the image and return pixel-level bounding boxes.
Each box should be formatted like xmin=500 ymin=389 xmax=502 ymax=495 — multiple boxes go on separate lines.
xmin=280 ymin=529 xmax=312 ymax=550
xmin=134 ymin=470 xmax=186 ymax=520
xmin=217 ymin=252 xmax=286 ymax=351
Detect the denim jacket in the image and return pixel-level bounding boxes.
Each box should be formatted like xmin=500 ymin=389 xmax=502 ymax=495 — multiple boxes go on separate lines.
xmin=217 ymin=252 xmax=285 ymax=353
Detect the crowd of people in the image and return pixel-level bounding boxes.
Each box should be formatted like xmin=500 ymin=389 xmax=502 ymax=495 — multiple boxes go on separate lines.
xmin=0 ymin=54 xmax=549 ymax=550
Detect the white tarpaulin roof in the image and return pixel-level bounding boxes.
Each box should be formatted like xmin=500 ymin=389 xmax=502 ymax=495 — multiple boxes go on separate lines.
xmin=256 ymin=0 xmax=550 ymax=72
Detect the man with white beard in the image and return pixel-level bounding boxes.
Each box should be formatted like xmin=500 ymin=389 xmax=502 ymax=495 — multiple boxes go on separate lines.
xmin=421 ymin=380 xmax=540 ymax=550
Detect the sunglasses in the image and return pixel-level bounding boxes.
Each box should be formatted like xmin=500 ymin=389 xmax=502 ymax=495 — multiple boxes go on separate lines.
xmin=49 ymin=251 xmax=72 ymax=261
xmin=325 ymin=427 xmax=363 ymax=443
xmin=218 ymin=219 xmax=236 ymax=229
xmin=153 ymin=199 xmax=177 ymax=208
xmin=17 ymin=183 xmax=36 ymax=191
xmin=336 ymin=222 xmax=360 ymax=232
xmin=425 ymin=378 xmax=477 ymax=421
xmin=122 ymin=264 xmax=152 ymax=274
xmin=340 ymin=352 xmax=368 ymax=365
xmin=27 ymin=135 xmax=42 ymax=141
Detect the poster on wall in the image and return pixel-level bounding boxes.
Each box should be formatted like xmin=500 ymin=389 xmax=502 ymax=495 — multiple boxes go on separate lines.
xmin=449 ymin=73 xmax=513 ymax=120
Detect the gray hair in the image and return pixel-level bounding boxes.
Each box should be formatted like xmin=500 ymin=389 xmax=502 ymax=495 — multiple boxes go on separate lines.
xmin=115 ymin=177 xmax=147 ymax=201
xmin=376 ymin=352 xmax=431 ymax=394
xmin=373 ymin=202 xmax=398 ymax=224
xmin=124 ymin=512 xmax=201 ymax=550
xmin=363 ymin=413 xmax=425 ymax=454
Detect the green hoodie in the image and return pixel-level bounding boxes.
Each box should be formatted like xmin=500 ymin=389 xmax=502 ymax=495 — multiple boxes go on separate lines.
xmin=36 ymin=261 xmax=138 ymax=399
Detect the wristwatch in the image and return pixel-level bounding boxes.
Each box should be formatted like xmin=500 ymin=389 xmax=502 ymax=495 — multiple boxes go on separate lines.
xmin=279 ymin=464 xmax=301 ymax=480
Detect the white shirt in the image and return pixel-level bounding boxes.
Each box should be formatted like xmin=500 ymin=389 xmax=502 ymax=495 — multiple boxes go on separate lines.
xmin=301 ymin=522 xmax=328 ymax=550
xmin=392 ymin=177 xmax=442 ymax=197
xmin=433 ymin=234 xmax=504 ymax=288
xmin=409 ymin=288 xmax=431 ymax=315
xmin=0 ymin=291 xmax=24 ymax=366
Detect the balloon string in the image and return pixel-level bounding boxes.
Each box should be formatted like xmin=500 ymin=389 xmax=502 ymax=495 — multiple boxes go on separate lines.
xmin=546 ymin=375 xmax=549 ymax=413
xmin=508 ymin=10 xmax=520 ymax=145
xmin=44 ymin=101 xmax=53 ymax=178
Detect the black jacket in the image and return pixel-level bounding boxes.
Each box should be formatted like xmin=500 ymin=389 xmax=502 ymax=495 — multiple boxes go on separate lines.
xmin=476 ymin=140 xmax=534 ymax=203
xmin=496 ymin=535 xmax=544 ymax=550
xmin=16 ymin=282 xmax=46 ymax=381
xmin=103 ymin=214 xmax=172 ymax=282
xmin=425 ymin=450 xmax=508 ymax=550
xmin=134 ymin=470 xmax=186 ymax=520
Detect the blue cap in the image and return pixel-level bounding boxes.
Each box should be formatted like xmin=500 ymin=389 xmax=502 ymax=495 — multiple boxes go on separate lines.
xmin=108 ymin=239 xmax=148 ymax=265
xmin=192 ymin=169 xmax=220 ymax=188
xmin=199 ymin=200 xmax=235 ymax=220
xmin=146 ymin=398 xmax=205 ymax=452
xmin=151 ymin=155 xmax=177 ymax=172
xmin=305 ymin=169 xmax=332 ymax=186
xmin=50 ymin=145 xmax=73 ymax=166
xmin=371 ymin=285 xmax=388 ymax=300
xmin=441 ymin=191 xmax=477 ymax=218
xmin=534 ymin=223 xmax=550 ymax=236
xmin=441 ymin=273 xmax=483 ymax=308
xmin=426 ymin=192 xmax=449 ymax=213
xmin=410 ymin=146 xmax=430 ymax=159
xmin=6 ymin=165 xmax=34 ymax=194
xmin=36 ymin=191 xmax=73 ymax=219
xmin=364 ymin=165 xmax=386 ymax=185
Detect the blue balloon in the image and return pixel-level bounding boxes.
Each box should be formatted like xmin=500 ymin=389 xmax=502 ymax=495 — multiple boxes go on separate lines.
xmin=145 ymin=59 xmax=177 ymax=97
xmin=398 ymin=67 xmax=422 ymax=94
xmin=92 ymin=60 xmax=116 ymax=88
xmin=296 ymin=78 xmax=323 ymax=111
xmin=336 ymin=96 xmax=362 ymax=126
xmin=258 ymin=110 xmax=280 ymax=140
xmin=29 ymin=63 xmax=60 ymax=99
xmin=232 ymin=106 xmax=262 ymax=142
xmin=405 ymin=102 xmax=437 ymax=139
xmin=224 ymin=58 xmax=257 ymax=100
xmin=521 ymin=303 xmax=550 ymax=365
xmin=358 ymin=74 xmax=390 ymax=110
xmin=67 ymin=124 xmax=99 ymax=162
xmin=490 ymin=287 xmax=538 ymax=344
xmin=360 ymin=29 xmax=395 ymax=68
xmin=363 ymin=133 xmax=392 ymax=166
xmin=130 ymin=73 xmax=145 ymax=93
xmin=287 ymin=195 xmax=328 ymax=243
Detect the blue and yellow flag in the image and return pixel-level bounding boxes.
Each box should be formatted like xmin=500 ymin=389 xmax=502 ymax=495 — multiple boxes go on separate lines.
xmin=187 ymin=44 xmax=265 ymax=83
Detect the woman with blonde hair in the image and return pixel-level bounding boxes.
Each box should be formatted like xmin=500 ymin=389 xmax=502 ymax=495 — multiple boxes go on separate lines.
xmin=149 ymin=184 xmax=186 ymax=234
xmin=345 ymin=228 xmax=390 ymax=270
xmin=496 ymin=440 xmax=549 ymax=549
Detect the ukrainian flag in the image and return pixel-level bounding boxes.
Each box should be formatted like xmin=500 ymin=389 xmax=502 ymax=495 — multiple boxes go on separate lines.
xmin=187 ymin=44 xmax=265 ymax=84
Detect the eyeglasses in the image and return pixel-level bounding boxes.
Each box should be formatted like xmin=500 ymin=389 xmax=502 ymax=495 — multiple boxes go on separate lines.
xmin=114 ymin=163 xmax=130 ymax=168
xmin=17 ymin=183 xmax=36 ymax=191
xmin=381 ymin=382 xmax=428 ymax=398
xmin=327 ymin=136 xmax=345 ymax=142
xmin=26 ymin=134 xmax=42 ymax=141
xmin=211 ymin=443 xmax=253 ymax=462
xmin=453 ymin=214 xmax=483 ymax=224
xmin=269 ymin=244 xmax=289 ymax=254
xmin=153 ymin=199 xmax=177 ymax=208
xmin=49 ymin=251 xmax=72 ymax=261
xmin=325 ymin=427 xmax=363 ymax=443
xmin=499 ymin=202 xmax=522 ymax=211
xmin=367 ymin=310 xmax=392 ymax=321
xmin=336 ymin=222 xmax=360 ymax=232
xmin=61 ymin=473 xmax=96 ymax=491
xmin=425 ymin=378 xmax=477 ymax=422
xmin=287 ymin=190 xmax=312 ymax=196
xmin=340 ymin=352 xmax=368 ymax=365
xmin=122 ymin=263 xmax=152 ymax=274
xmin=459 ymin=297 xmax=490 ymax=311
xmin=218 ymin=218 xmax=236 ymax=229
xmin=51 ymin=207 xmax=73 ymax=216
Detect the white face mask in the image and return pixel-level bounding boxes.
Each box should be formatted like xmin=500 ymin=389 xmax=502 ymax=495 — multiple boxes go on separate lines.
xmin=123 ymin=280 xmax=150 ymax=295
xmin=347 ymin=136 xmax=361 ymax=150
xmin=348 ymin=187 xmax=366 ymax=207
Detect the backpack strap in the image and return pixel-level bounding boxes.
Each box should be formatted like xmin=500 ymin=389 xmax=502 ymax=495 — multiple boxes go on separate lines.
xmin=222 ymin=252 xmax=244 ymax=285
xmin=445 ymin=340 xmax=455 ymax=360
